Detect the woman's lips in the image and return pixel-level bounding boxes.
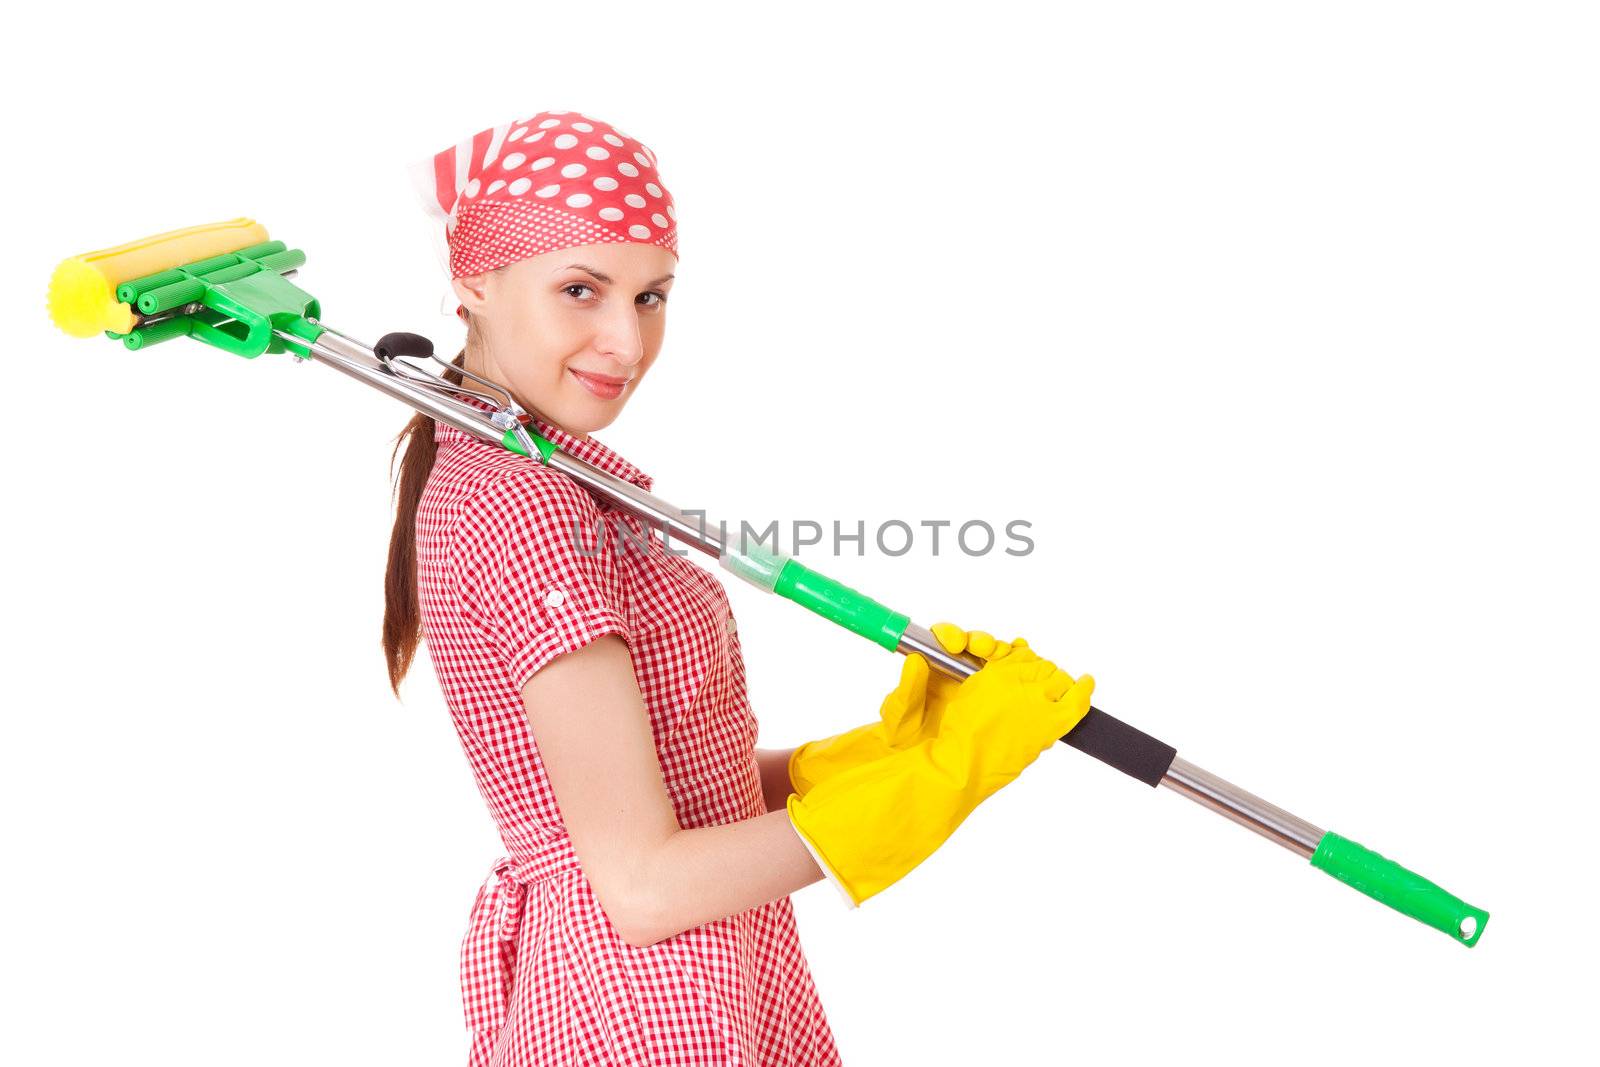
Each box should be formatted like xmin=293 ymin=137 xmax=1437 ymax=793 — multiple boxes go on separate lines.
xmin=570 ymin=368 xmax=629 ymax=400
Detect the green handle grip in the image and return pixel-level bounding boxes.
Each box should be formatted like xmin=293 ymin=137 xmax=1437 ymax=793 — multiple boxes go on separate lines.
xmin=1311 ymin=831 xmax=1488 ymax=946
xmin=772 ymin=558 xmax=910 ymax=652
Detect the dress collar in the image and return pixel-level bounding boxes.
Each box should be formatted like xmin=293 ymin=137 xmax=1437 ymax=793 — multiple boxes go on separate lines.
xmin=433 ymin=390 xmax=655 ymax=492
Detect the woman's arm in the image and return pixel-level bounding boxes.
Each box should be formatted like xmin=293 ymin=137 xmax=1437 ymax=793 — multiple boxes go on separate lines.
xmin=521 ymin=634 xmax=822 ymax=948
xmin=755 ymin=746 xmax=799 ymax=814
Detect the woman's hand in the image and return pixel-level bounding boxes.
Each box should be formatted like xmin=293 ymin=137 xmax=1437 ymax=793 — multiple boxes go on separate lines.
xmin=786 ymin=647 xmax=1095 ymax=906
xmin=878 ymin=623 xmax=1030 ymax=749
xmin=788 ymin=622 xmax=1033 ymax=798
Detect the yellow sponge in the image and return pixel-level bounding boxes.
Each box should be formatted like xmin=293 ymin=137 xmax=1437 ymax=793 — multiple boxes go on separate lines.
xmin=48 ymin=218 xmax=270 ymax=337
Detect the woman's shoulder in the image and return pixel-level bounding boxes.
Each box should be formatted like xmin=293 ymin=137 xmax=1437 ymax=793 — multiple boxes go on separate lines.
xmin=438 ymin=435 xmax=599 ymax=514
xmin=441 ymin=448 xmax=606 ymax=560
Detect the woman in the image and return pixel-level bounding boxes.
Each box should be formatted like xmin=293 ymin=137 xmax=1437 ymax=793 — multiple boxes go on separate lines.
xmin=381 ymin=110 xmax=1093 ymax=1066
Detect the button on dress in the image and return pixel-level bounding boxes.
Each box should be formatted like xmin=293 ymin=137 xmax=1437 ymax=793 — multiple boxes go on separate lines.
xmin=415 ymin=394 xmax=841 ymax=1066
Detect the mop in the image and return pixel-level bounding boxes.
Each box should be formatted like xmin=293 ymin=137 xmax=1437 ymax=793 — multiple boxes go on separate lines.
xmin=48 ymin=218 xmax=1490 ymax=946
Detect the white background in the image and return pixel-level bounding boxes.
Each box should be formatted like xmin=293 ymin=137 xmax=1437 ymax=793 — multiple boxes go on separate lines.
xmin=4 ymin=3 xmax=1595 ymax=1063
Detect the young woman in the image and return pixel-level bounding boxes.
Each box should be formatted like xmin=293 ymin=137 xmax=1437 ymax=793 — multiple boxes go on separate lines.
xmin=381 ymin=110 xmax=1093 ymax=1066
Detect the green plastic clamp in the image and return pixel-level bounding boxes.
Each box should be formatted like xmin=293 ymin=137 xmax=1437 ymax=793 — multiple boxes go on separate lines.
xmin=500 ymin=426 xmax=556 ymax=464
xmin=771 ymin=558 xmax=910 ymax=652
xmin=113 ymin=240 xmax=322 ymax=359
xmin=1311 ymin=831 xmax=1489 ymax=946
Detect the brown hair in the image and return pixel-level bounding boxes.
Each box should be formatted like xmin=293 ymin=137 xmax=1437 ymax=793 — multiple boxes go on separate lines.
xmin=381 ymin=342 xmax=470 ymax=697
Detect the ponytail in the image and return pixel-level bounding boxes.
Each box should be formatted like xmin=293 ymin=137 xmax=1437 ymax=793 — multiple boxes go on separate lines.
xmin=382 ymin=346 xmax=469 ymax=697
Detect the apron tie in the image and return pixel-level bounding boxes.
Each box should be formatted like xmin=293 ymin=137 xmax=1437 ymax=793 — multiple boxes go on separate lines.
xmin=459 ymin=841 xmax=583 ymax=1039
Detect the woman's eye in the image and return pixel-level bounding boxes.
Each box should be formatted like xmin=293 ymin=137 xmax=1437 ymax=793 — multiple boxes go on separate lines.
xmin=561 ymin=283 xmax=666 ymax=308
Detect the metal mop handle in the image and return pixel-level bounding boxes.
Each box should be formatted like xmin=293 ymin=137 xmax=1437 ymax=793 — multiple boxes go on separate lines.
xmin=47 ymin=219 xmax=1487 ymax=947
xmin=293 ymin=323 xmax=1490 ymax=948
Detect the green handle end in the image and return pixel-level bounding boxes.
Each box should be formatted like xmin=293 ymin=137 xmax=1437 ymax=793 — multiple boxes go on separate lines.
xmin=1311 ymin=831 xmax=1489 ymax=947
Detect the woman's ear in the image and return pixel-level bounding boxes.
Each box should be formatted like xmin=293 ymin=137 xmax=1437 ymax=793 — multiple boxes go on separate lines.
xmin=451 ymin=271 xmax=493 ymax=316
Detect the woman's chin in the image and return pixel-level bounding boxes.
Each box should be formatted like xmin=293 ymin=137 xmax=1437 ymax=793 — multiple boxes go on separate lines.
xmin=550 ymin=396 xmax=627 ymax=437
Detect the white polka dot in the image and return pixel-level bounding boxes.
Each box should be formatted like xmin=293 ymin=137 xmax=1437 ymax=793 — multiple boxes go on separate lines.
xmin=525 ymin=130 xmax=546 ymax=143
xmin=645 ymin=182 xmax=662 ymax=198
xmin=571 ymin=121 xmax=593 ymax=132
xmin=651 ymin=213 xmax=668 ymax=227
xmin=628 ymin=224 xmax=652 ymax=239
xmin=531 ymin=157 xmax=555 ymax=171
xmin=554 ymin=133 xmax=578 ymax=149
xmin=603 ymin=133 xmax=624 ymax=147
xmin=535 ymin=184 xmax=560 ymax=198
xmin=560 ymin=162 xmax=587 ymax=178
xmin=487 ymin=179 xmax=506 ymax=194
xmin=538 ymin=118 xmax=561 ymax=129
xmin=501 ymin=152 xmax=526 ymax=170
xmin=593 ymin=176 xmax=619 ymax=191
xmin=599 ymin=207 xmax=625 ymax=221
xmin=508 ymin=127 xmax=527 ymax=142
xmin=464 ymin=178 xmax=480 ymax=198
xmin=566 ymin=192 xmax=593 ymax=208
xmin=633 ymin=151 xmax=651 ymax=168
xmin=624 ymin=193 xmax=647 ymax=208
xmin=585 ymin=146 xmax=610 ymax=161
xmin=508 ymin=177 xmax=532 ymax=195
xmin=618 ymin=162 xmax=639 ymax=178
xmin=667 ymin=205 xmax=677 ymax=221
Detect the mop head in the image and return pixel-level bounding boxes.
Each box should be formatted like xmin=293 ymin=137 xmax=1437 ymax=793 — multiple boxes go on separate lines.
xmin=48 ymin=218 xmax=271 ymax=337
xmin=47 ymin=217 xmax=320 ymax=359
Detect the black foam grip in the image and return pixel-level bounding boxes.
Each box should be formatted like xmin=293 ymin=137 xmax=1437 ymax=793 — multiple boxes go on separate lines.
xmin=374 ymin=331 xmax=435 ymax=361
xmin=1061 ymin=706 xmax=1178 ymax=787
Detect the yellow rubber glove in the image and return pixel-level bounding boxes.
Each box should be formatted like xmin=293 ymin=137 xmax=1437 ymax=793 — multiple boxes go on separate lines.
xmin=787 ymin=649 xmax=1094 ymax=907
xmin=787 ymin=624 xmax=1024 ymax=797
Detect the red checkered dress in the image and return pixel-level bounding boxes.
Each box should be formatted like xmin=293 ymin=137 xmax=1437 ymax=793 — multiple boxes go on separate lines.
xmin=415 ymin=394 xmax=841 ymax=1066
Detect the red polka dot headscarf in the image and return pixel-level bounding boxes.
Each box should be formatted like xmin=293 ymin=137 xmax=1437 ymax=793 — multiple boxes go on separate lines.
xmin=413 ymin=110 xmax=678 ymax=282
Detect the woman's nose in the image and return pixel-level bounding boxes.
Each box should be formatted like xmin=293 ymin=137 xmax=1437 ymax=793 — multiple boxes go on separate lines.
xmin=593 ymin=306 xmax=647 ymax=366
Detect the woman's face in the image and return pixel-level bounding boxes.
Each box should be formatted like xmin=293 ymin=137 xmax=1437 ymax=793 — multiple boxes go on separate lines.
xmin=451 ymin=241 xmax=677 ymax=439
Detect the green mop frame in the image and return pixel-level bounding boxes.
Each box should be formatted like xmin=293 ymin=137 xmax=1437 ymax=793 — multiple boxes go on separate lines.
xmin=93 ymin=235 xmax=1490 ymax=947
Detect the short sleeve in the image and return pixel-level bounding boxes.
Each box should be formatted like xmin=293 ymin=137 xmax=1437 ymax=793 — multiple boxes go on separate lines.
xmin=447 ymin=467 xmax=633 ymax=690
